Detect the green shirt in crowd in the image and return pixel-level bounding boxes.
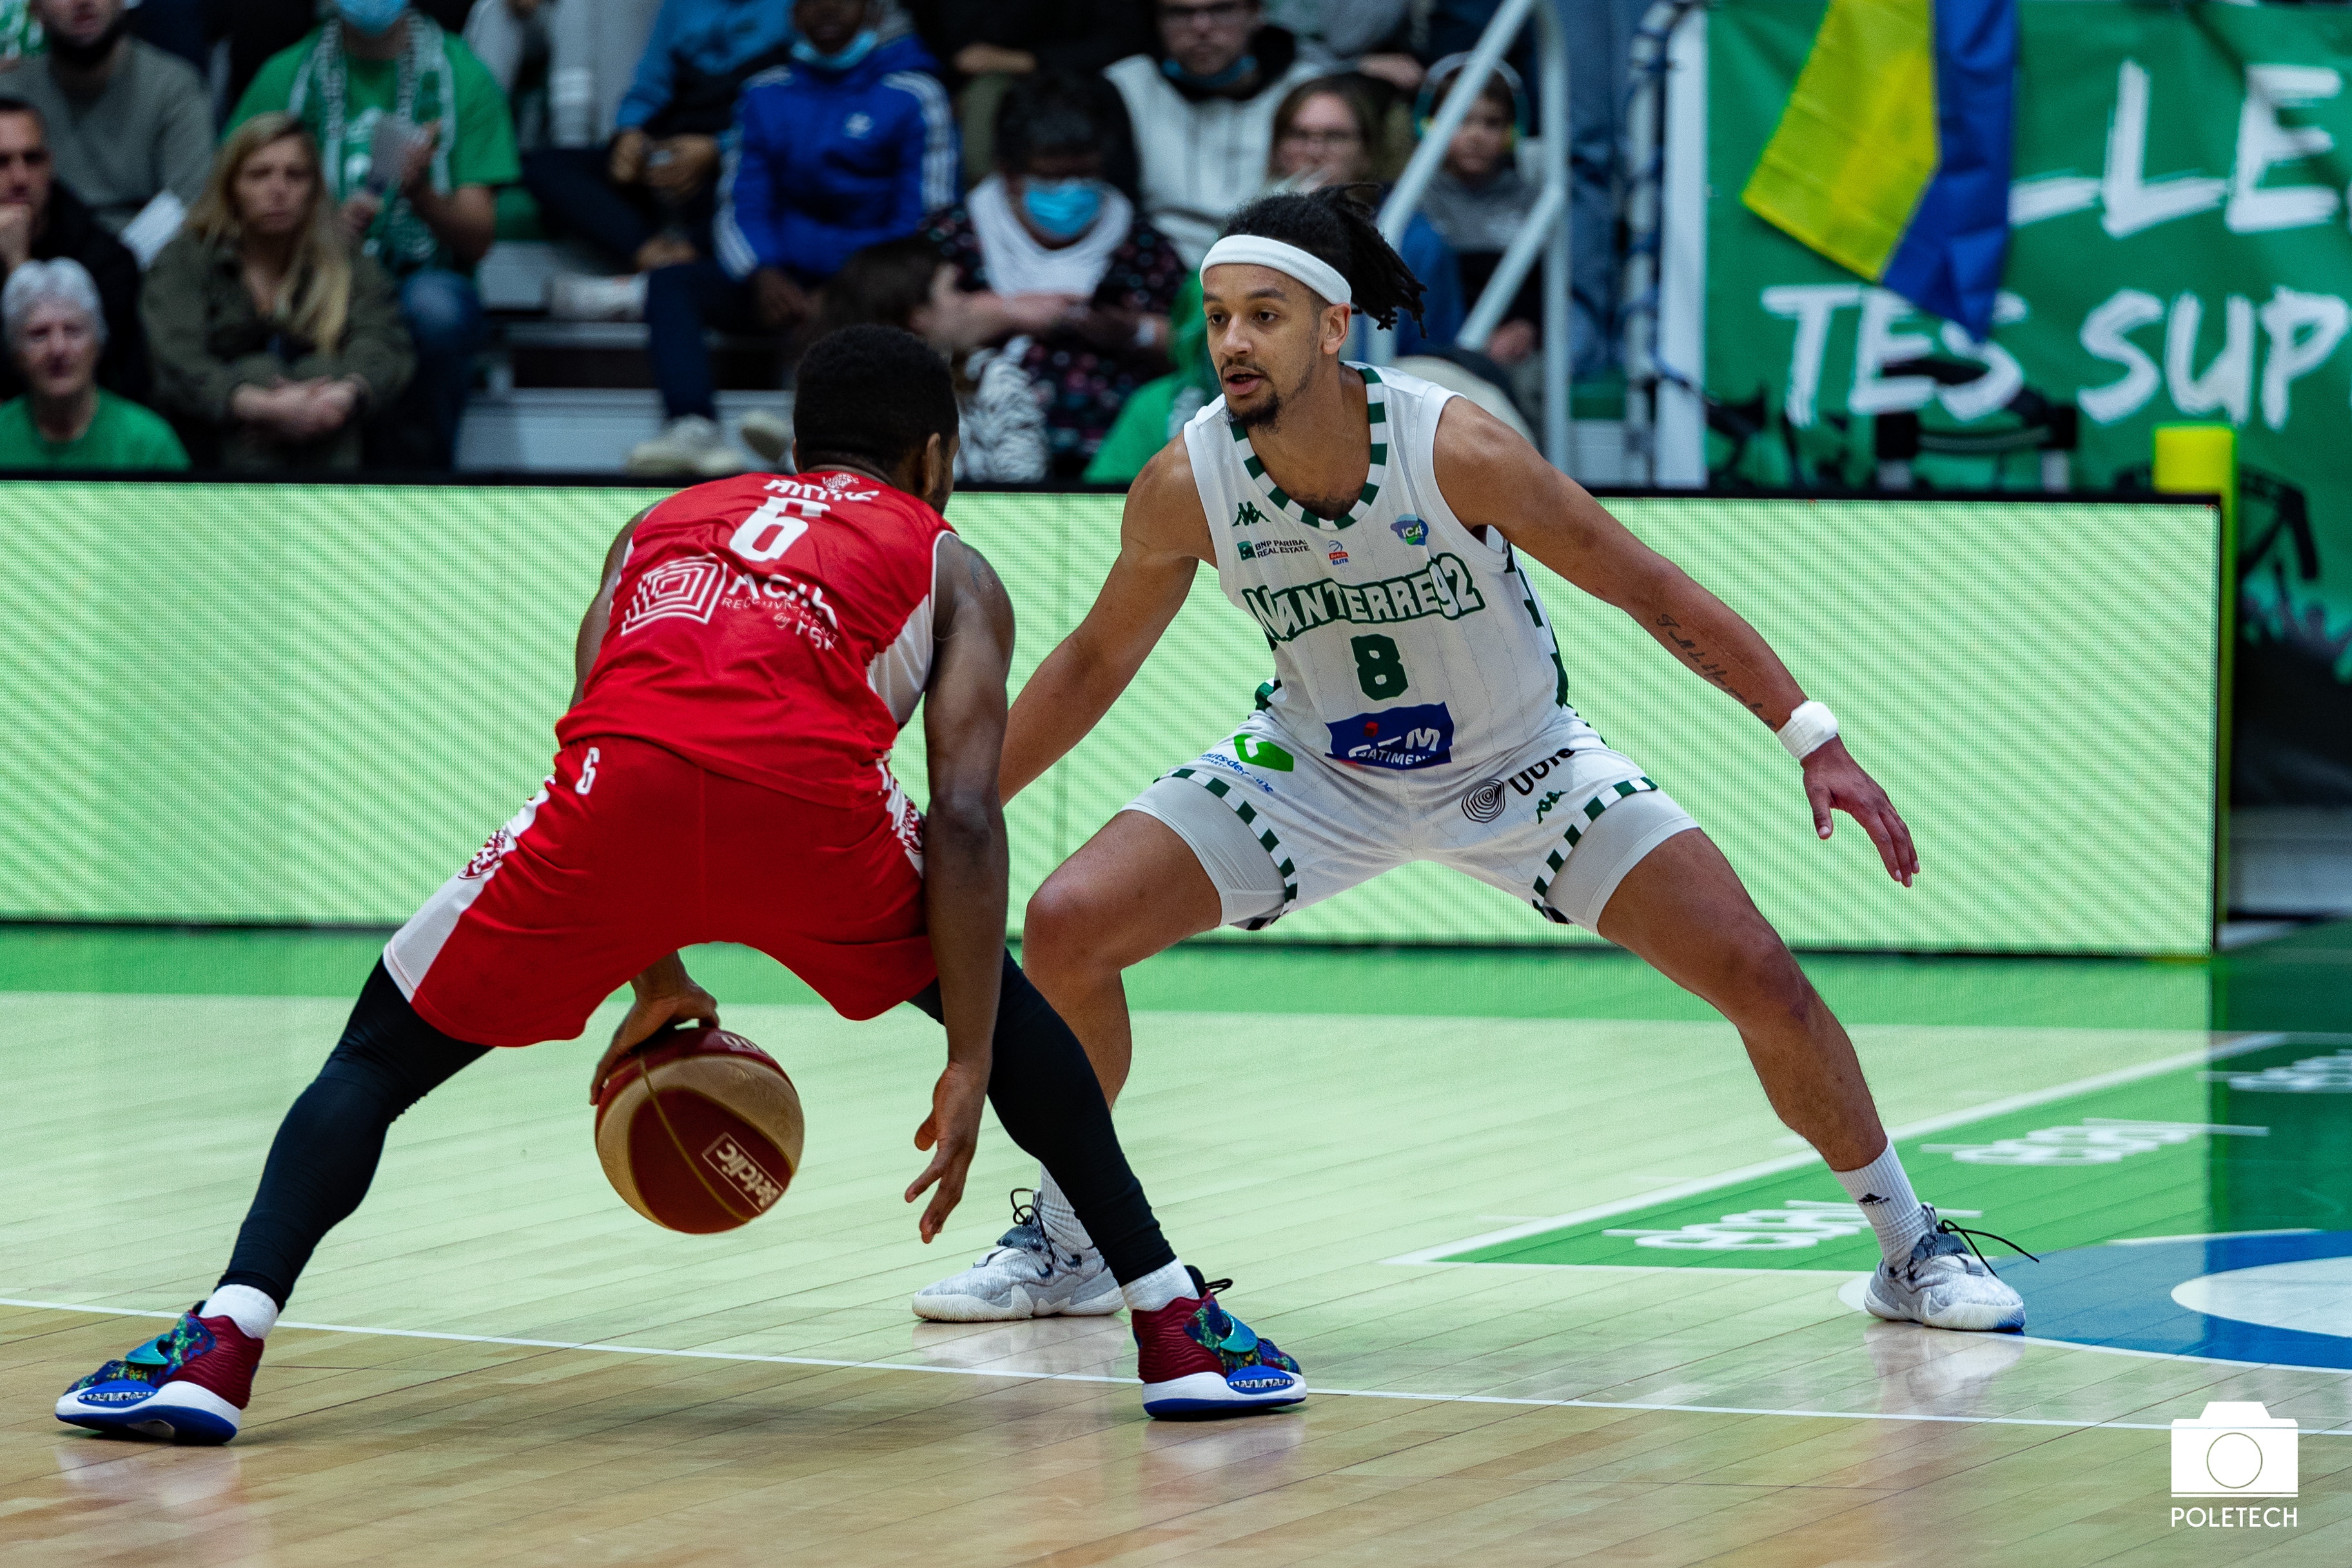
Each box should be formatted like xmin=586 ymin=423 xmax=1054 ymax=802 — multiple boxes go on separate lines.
xmin=0 ymin=390 xmax=190 ymax=469
xmin=230 ymin=17 xmax=519 ymax=277
xmin=0 ymin=0 xmax=40 ymax=63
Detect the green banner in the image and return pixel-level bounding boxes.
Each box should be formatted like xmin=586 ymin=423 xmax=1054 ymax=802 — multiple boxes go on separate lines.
xmin=0 ymin=482 xmax=2215 ymax=954
xmin=1708 ymin=0 xmax=2352 ymax=804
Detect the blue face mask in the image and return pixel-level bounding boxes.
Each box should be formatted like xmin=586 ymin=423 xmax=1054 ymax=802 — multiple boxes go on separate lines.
xmin=1021 ymin=178 xmax=1105 ymax=240
xmin=1162 ymin=52 xmax=1256 ymax=91
xmin=334 ymin=0 xmax=410 ymax=37
xmin=790 ymin=28 xmax=878 ymax=72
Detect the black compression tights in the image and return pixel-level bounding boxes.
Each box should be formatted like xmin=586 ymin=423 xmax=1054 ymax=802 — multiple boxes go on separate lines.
xmin=220 ymin=954 xmax=1174 ymax=1307
xmin=908 ymin=953 xmax=1175 ymax=1285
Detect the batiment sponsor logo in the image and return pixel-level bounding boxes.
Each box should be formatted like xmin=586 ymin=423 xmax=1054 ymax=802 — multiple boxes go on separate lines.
xmin=1327 ymin=701 xmax=1455 ymax=770
xmin=2172 ymin=1402 xmax=2298 ymax=1529
xmin=703 ymin=1133 xmax=784 ymax=1211
xmin=1241 ymin=554 xmax=1488 ymax=642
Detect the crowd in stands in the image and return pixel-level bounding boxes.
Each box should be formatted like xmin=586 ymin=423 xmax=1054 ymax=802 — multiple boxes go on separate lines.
xmin=0 ymin=0 xmax=1622 ymax=477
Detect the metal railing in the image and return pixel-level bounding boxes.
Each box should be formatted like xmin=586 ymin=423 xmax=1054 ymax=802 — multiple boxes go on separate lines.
xmin=1370 ymin=0 xmax=1571 ymax=470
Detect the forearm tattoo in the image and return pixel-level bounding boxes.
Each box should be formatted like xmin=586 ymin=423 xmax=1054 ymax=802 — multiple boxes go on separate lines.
xmin=1655 ymin=612 xmax=1767 ymax=714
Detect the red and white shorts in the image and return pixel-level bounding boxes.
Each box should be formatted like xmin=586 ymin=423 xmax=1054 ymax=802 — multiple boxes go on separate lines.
xmin=384 ymin=736 xmax=936 ymax=1048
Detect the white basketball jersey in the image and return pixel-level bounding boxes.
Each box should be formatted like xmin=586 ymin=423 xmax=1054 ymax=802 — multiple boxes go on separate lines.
xmin=1182 ymin=364 xmax=1596 ymax=777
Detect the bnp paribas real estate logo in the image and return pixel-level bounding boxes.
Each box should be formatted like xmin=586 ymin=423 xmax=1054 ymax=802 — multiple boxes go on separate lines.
xmin=2171 ymin=1402 xmax=2298 ymax=1531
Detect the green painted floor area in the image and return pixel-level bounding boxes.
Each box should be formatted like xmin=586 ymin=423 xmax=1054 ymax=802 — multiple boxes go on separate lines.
xmin=11 ymin=922 xmax=2338 ymax=1030
xmin=1440 ymin=1032 xmax=2352 ymax=1270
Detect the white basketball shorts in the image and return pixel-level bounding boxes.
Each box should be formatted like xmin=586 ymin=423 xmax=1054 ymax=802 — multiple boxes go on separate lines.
xmin=1124 ymin=710 xmax=1698 ymax=933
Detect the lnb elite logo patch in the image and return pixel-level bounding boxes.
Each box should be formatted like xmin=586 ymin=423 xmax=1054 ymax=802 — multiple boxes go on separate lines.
xmin=2171 ymin=1402 xmax=2298 ymax=1531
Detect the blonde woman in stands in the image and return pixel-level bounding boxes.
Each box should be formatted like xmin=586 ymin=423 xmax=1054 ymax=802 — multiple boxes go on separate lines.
xmin=143 ymin=115 xmax=413 ymax=470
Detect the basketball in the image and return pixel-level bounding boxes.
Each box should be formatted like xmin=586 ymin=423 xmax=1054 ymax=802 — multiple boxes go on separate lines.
xmin=593 ymin=1026 xmax=805 ymax=1233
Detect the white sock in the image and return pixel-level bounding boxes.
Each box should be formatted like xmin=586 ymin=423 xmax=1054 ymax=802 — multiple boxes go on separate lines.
xmin=200 ymin=1284 xmax=279 ymax=1340
xmin=1121 ymin=1259 xmax=1193 ymax=1315
xmin=1832 ymin=1142 xmax=1934 ymax=1267
xmin=1035 ymin=1166 xmax=1093 ymax=1253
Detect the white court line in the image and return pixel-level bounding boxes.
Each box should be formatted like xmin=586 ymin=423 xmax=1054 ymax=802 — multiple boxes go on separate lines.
xmin=1384 ymin=1031 xmax=2293 ymax=1266
xmin=6 ymin=1294 xmax=2347 ymax=1438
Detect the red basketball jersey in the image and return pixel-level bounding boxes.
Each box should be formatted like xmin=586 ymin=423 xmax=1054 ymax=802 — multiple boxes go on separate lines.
xmin=558 ymin=471 xmax=952 ymax=806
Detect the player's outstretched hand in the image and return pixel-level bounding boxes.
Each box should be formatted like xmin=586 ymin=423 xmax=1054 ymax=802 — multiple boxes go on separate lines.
xmin=905 ymin=1061 xmax=988 ymax=1243
xmin=588 ymin=958 xmax=721 ymax=1104
xmin=1801 ymin=738 xmax=1919 ymax=887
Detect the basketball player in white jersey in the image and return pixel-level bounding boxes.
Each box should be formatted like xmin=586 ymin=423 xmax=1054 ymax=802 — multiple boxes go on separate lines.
xmin=914 ymin=187 xmax=2026 ymax=1335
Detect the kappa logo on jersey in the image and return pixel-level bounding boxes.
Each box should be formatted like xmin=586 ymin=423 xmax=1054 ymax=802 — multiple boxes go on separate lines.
xmin=621 ymin=556 xmax=728 ymax=631
xmin=1233 ymin=500 xmax=1271 ymax=529
xmin=1236 ymin=537 xmax=1309 ymax=560
xmin=1533 ymin=789 xmax=1564 ymax=821
xmin=1328 ymin=701 xmax=1456 ymax=770
xmin=1391 ymin=516 xmax=1428 ymax=547
xmin=1240 ymin=553 xmax=1489 ymax=643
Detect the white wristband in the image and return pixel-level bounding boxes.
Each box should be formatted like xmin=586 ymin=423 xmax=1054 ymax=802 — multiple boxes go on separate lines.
xmin=1777 ymin=700 xmax=1838 ymax=761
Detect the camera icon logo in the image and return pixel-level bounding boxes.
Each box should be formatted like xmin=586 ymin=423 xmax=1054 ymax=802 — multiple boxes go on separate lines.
xmin=2171 ymin=1402 xmax=2298 ymax=1498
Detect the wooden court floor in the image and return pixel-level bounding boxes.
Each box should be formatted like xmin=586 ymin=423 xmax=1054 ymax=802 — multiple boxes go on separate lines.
xmin=3 ymin=934 xmax=2349 ymax=1565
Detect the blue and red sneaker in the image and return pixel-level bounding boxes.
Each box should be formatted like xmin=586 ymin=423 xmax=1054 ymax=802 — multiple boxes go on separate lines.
xmin=55 ymin=1307 xmax=264 ymax=1444
xmin=1132 ymin=1267 xmax=1306 ymax=1417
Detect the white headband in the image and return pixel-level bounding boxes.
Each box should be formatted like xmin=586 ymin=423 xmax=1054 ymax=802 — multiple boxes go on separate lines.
xmin=1200 ymin=235 xmax=1353 ymax=309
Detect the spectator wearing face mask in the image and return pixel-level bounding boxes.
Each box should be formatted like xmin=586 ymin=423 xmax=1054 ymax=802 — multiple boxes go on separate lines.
xmin=915 ymin=71 xmax=1183 ymax=477
xmin=626 ymin=0 xmax=955 ymax=476
xmin=4 ymin=0 xmax=211 ymax=255
xmin=0 ymin=96 xmax=148 ymax=405
xmin=231 ymin=1 xmax=520 ymax=468
xmin=1103 ymin=0 xmax=1322 ymax=269
xmin=0 ymin=255 xmax=184 ymax=466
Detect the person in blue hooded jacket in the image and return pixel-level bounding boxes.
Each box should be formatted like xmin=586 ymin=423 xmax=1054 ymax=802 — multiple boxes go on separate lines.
xmin=627 ymin=0 xmax=957 ymax=476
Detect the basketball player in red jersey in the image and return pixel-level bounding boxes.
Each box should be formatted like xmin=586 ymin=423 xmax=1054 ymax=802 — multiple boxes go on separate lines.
xmin=55 ymin=328 xmax=1305 ymax=1444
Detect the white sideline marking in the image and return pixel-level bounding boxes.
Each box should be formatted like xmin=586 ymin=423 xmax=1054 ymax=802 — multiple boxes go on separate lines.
xmin=1384 ymin=1032 xmax=2291 ymax=1267
xmin=7 ymin=1293 xmax=2347 ymax=1436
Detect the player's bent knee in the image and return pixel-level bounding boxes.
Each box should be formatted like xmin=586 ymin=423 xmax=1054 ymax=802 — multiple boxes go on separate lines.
xmin=1022 ymin=874 xmax=1118 ymax=974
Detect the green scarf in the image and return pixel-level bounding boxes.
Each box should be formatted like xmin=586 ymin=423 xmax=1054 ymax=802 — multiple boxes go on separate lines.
xmin=284 ymin=17 xmax=457 ymax=273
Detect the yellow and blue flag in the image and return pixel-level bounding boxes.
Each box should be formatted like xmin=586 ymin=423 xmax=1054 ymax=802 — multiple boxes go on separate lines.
xmin=1742 ymin=0 xmax=2017 ymax=338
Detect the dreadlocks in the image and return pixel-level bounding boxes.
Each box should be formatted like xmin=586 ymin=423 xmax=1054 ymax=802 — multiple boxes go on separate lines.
xmin=1217 ymin=184 xmax=1427 ymax=331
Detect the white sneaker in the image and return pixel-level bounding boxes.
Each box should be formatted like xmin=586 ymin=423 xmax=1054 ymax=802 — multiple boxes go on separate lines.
xmin=738 ymin=407 xmax=791 ymax=464
xmin=626 ymin=415 xmax=749 ymax=477
xmin=545 ymin=272 xmax=647 ymax=322
xmin=1864 ymin=1208 xmax=2028 ymax=1333
xmin=912 ymin=1192 xmax=1122 ymax=1322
